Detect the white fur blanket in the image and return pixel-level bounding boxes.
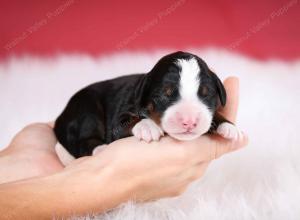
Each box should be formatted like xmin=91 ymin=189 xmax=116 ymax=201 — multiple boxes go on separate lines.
xmin=0 ymin=49 xmax=300 ymax=220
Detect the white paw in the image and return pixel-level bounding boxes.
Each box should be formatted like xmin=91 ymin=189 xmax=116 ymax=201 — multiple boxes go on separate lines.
xmin=132 ymin=119 xmax=164 ymax=142
xmin=217 ymin=122 xmax=241 ymax=140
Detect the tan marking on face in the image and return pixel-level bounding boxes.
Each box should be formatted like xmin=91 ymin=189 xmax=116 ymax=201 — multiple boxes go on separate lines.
xmin=164 ymin=86 xmax=173 ymax=96
xmin=147 ymin=102 xmax=154 ymax=112
xmin=147 ymin=102 xmax=161 ymax=125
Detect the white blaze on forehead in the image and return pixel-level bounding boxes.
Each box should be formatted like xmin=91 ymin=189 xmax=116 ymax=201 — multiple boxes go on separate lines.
xmin=161 ymin=58 xmax=213 ymax=141
xmin=177 ymin=58 xmax=201 ymax=99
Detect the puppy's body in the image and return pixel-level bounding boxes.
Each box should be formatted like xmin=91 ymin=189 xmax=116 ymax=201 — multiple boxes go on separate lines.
xmin=55 ymin=74 xmax=145 ymax=157
xmin=54 ymin=51 xmax=238 ymax=160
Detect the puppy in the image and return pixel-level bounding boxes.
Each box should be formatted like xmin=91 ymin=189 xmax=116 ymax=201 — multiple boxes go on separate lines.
xmin=54 ymin=51 xmax=241 ymax=164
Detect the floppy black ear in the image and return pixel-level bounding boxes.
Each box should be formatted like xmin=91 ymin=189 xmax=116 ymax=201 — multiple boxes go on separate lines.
xmin=210 ymin=70 xmax=227 ymax=107
xmin=134 ymin=75 xmax=150 ymax=108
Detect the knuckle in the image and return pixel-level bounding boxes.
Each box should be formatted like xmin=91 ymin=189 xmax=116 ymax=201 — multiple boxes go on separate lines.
xmin=24 ymin=122 xmax=46 ymax=130
xmin=169 ymin=187 xmax=186 ymax=197
xmin=178 ymin=185 xmax=188 ymax=195
xmin=187 ymin=173 xmax=199 ymax=182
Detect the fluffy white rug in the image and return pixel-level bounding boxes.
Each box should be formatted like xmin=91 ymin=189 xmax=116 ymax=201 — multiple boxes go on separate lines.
xmin=1 ymin=49 xmax=300 ymax=220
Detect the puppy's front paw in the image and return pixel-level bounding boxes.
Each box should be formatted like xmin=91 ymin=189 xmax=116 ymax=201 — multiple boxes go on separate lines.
xmin=132 ymin=119 xmax=164 ymax=142
xmin=216 ymin=122 xmax=241 ymax=140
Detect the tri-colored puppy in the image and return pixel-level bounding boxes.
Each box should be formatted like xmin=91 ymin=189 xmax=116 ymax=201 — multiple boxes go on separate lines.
xmin=54 ymin=51 xmax=241 ymax=164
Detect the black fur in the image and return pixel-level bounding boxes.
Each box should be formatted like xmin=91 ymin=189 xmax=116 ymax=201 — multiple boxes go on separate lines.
xmin=54 ymin=51 xmax=230 ymax=158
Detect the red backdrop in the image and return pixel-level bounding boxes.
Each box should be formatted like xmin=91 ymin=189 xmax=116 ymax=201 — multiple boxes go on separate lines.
xmin=0 ymin=0 xmax=299 ymax=60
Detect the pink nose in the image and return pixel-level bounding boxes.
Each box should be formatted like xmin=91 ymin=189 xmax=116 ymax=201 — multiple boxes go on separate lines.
xmin=176 ymin=113 xmax=199 ymax=130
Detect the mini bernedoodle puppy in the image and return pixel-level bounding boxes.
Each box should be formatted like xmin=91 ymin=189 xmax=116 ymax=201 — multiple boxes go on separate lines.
xmin=54 ymin=51 xmax=242 ymax=164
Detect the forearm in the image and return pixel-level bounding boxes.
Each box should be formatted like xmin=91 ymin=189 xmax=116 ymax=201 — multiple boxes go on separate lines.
xmin=0 ymin=163 xmax=135 ymax=219
xmin=0 ymin=175 xmax=64 ymax=219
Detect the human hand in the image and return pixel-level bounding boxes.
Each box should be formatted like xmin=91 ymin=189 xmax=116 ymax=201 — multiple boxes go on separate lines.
xmin=50 ymin=76 xmax=248 ymax=215
xmin=0 ymin=77 xmax=245 ymax=187
xmin=0 ymin=77 xmax=247 ymax=218
xmin=0 ymin=122 xmax=64 ymax=184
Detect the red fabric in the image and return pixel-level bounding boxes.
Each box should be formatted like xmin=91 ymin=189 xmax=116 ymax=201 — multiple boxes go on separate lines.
xmin=0 ymin=0 xmax=299 ymax=60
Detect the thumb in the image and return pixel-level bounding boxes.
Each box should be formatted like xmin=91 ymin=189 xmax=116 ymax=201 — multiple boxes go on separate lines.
xmin=218 ymin=76 xmax=239 ymax=123
xmin=211 ymin=76 xmax=248 ymax=159
xmin=187 ymin=132 xmax=248 ymax=164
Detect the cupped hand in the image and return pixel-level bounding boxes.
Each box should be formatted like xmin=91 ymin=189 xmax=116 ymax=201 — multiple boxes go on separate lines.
xmin=52 ymin=77 xmax=248 ymax=210
xmin=0 ymin=76 xmax=248 ymax=206
xmin=98 ymin=77 xmax=247 ymax=201
xmin=0 ymin=123 xmax=64 ymax=184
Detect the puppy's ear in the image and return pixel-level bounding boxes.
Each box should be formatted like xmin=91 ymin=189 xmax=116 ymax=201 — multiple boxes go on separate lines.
xmin=210 ymin=70 xmax=226 ymax=107
xmin=134 ymin=75 xmax=150 ymax=107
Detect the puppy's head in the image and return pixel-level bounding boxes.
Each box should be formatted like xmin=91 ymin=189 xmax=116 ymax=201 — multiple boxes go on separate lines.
xmin=137 ymin=51 xmax=226 ymax=141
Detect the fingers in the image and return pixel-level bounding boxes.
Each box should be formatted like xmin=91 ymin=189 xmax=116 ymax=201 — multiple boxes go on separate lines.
xmin=151 ymin=162 xmax=210 ymax=200
xmin=218 ymin=77 xmax=239 ymax=123
xmin=8 ymin=123 xmax=57 ymax=151
xmin=213 ymin=76 xmax=248 ymax=159
xmin=211 ymin=132 xmax=248 ymax=160
xmin=184 ymin=130 xmax=248 ymax=164
xmin=65 ymin=156 xmax=91 ymax=168
xmin=183 ymin=162 xmax=210 ymax=181
xmin=47 ymin=121 xmax=55 ymax=128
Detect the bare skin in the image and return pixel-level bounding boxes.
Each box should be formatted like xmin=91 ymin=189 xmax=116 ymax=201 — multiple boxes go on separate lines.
xmin=0 ymin=77 xmax=248 ymax=219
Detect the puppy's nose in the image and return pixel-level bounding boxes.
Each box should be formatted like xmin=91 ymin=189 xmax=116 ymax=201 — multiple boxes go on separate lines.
xmin=176 ymin=113 xmax=199 ymax=130
xmin=181 ymin=120 xmax=197 ymax=130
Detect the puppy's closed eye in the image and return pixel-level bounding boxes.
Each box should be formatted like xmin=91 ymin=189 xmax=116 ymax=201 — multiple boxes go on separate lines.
xmin=199 ymin=86 xmax=208 ymax=96
xmin=199 ymin=86 xmax=216 ymax=98
xmin=147 ymin=102 xmax=154 ymax=111
xmin=164 ymin=86 xmax=173 ymax=96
